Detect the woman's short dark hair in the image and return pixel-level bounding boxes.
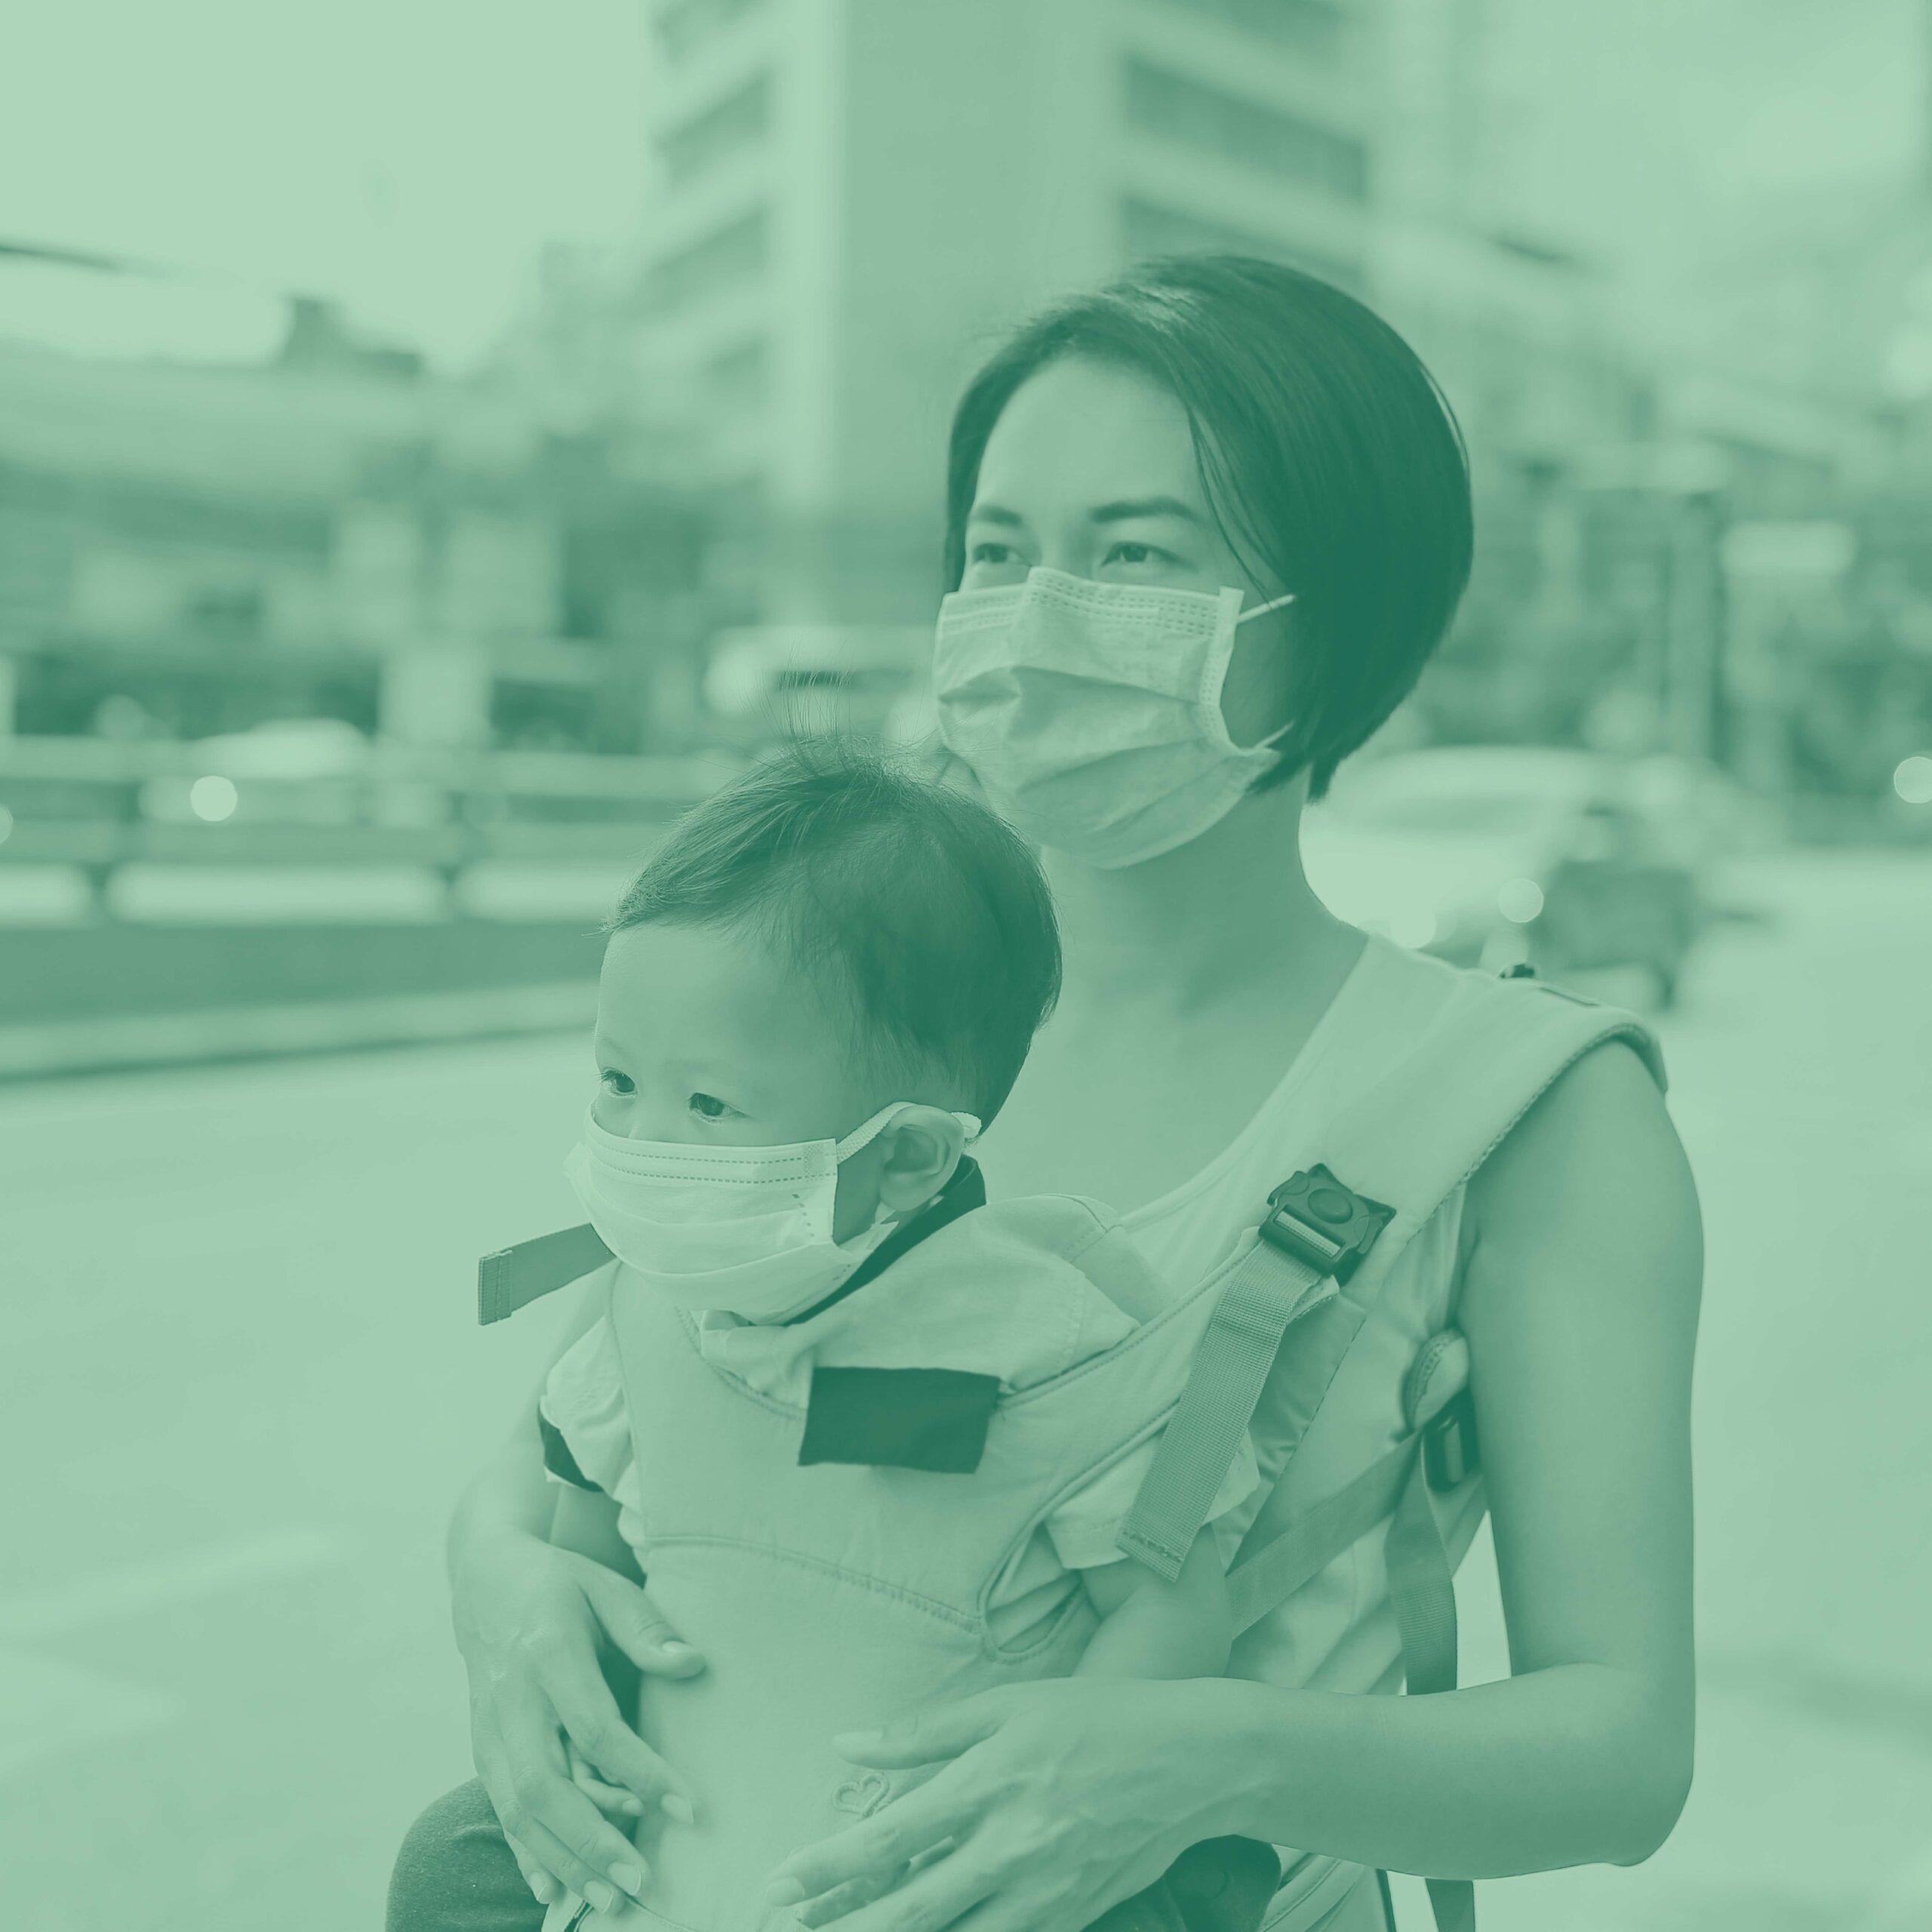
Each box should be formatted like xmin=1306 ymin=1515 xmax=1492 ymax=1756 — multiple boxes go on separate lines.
xmin=609 ymin=737 xmax=1060 ymax=1124
xmin=943 ymin=254 xmax=1473 ymax=801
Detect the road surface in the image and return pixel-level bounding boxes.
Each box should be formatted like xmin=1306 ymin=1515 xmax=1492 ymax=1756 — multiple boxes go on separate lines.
xmin=3 ymin=848 xmax=1929 ymax=1931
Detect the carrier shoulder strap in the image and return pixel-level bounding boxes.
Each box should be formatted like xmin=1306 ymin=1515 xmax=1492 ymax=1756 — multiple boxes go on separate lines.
xmin=1118 ymin=967 xmax=1663 ymax=1589
xmin=1120 ymin=970 xmax=1662 ymax=1932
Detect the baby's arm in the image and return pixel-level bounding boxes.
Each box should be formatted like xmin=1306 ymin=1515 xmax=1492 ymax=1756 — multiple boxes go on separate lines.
xmin=546 ymin=1477 xmax=637 ymax=1578
xmin=534 ymin=1268 xmax=645 ymax=1582
xmin=1074 ymin=1525 xmax=1232 ymax=1680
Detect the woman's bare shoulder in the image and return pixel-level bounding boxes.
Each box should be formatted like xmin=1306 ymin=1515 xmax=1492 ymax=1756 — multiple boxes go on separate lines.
xmin=1462 ymin=1035 xmax=1701 ymax=1309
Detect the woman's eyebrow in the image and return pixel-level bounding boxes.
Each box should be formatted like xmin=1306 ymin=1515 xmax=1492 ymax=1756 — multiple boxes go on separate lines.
xmin=968 ymin=497 xmax=1203 ymax=528
xmin=1089 ymin=496 xmax=1202 ymax=526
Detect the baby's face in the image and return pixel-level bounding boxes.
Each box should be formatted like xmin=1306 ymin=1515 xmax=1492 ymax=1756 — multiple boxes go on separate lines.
xmin=592 ymin=920 xmax=881 ymax=1149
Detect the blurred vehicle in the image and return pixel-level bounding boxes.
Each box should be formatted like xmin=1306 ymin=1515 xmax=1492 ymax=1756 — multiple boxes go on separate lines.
xmin=1301 ymin=746 xmax=1758 ymax=1006
xmin=702 ymin=625 xmax=931 ymax=747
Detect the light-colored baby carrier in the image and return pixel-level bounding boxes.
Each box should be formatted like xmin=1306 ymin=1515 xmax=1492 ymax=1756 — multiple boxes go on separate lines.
xmin=478 ymin=964 xmax=1664 ymax=1932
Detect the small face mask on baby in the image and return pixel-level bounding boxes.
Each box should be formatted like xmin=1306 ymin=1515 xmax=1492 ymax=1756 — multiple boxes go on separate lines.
xmin=563 ymin=1101 xmax=983 ymax=1324
xmin=933 ymin=566 xmax=1297 ymax=869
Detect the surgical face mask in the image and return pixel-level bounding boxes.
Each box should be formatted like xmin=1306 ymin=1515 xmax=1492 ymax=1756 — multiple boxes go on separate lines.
xmin=563 ymin=1100 xmax=983 ymax=1324
xmin=933 ymin=567 xmax=1297 ymax=869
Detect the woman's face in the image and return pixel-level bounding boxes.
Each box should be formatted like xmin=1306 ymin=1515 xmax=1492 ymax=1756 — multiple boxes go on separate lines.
xmin=959 ymin=356 xmax=1295 ymax=749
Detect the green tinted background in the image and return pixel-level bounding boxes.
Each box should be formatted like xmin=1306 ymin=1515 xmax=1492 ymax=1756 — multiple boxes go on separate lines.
xmin=3 ymin=3 xmax=1930 ymax=1927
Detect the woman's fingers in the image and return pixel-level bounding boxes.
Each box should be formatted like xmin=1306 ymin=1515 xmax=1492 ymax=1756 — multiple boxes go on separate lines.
xmin=552 ymin=1690 xmax=699 ymax=1820
xmin=486 ymin=1764 xmax=650 ymax=1917
xmin=477 ymin=1684 xmax=654 ymax=1912
xmin=503 ymin=1832 xmax=565 ymax=1909
xmin=765 ymin=1787 xmax=965 ymax=1911
xmin=832 ymin=1687 xmax=1020 ymax=1769
xmin=783 ymin=1858 xmax=913 ymax=1926
xmin=574 ymin=1561 xmax=707 ymax=1679
xmin=540 ymin=1649 xmax=699 ymax=1817
xmin=792 ymin=1844 xmax=997 ymax=1932
xmin=568 ymin=1746 xmax=648 ymax=1821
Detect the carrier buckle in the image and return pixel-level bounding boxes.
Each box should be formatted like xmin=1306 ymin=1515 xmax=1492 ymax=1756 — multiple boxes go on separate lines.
xmin=1423 ymin=1386 xmax=1478 ymax=1491
xmin=1258 ymin=1165 xmax=1393 ymax=1285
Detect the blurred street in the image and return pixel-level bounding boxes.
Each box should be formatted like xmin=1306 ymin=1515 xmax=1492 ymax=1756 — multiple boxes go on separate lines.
xmin=1 ymin=847 xmax=1927 ymax=1931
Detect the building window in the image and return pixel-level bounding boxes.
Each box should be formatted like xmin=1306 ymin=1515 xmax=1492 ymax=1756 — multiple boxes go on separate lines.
xmin=1123 ymin=57 xmax=1369 ymax=202
xmin=660 ymin=72 xmax=771 ymax=184
xmin=653 ymin=0 xmax=767 ymax=60
xmin=639 ymin=208 xmax=769 ymax=313
xmin=1138 ymin=0 xmax=1346 ymax=59
xmin=1120 ymin=198 xmax=1361 ymax=291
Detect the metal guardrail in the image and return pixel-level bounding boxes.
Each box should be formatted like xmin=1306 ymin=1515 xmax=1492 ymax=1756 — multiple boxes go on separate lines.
xmin=0 ymin=734 xmax=742 ymax=798
xmin=0 ymin=736 xmax=743 ymax=875
xmin=0 ymin=817 xmax=668 ymax=867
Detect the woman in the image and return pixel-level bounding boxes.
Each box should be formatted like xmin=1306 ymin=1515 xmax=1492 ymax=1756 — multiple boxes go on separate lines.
xmin=389 ymin=256 xmax=1699 ymax=1932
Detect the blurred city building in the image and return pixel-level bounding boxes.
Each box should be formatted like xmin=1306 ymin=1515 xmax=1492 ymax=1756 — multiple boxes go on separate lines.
xmin=626 ymin=0 xmax=1380 ymax=642
xmin=0 ymin=292 xmax=715 ymax=758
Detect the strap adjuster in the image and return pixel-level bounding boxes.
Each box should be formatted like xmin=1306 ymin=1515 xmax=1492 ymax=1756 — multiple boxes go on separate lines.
xmin=1423 ymin=1386 xmax=1478 ymax=1491
xmin=1258 ymin=1164 xmax=1392 ymax=1285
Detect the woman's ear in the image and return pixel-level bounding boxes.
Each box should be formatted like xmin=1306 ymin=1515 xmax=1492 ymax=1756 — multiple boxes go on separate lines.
xmin=875 ymin=1106 xmax=968 ymax=1217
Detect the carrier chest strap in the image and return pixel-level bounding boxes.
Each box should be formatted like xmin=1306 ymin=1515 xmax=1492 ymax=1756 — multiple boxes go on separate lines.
xmin=478 ymin=1223 xmax=613 ymax=1325
xmin=1116 ymin=1167 xmax=1390 ymax=1582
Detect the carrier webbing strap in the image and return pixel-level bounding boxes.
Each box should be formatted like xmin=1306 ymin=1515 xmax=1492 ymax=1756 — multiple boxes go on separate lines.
xmin=1386 ymin=1454 xmax=1475 ymax=1932
xmin=1117 ymin=1243 xmax=1348 ymax=1580
xmin=1226 ymin=1430 xmax=1416 ymax=1635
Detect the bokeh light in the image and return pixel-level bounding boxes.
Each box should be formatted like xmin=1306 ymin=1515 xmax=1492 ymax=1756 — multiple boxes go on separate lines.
xmin=1499 ymin=878 xmax=1546 ymax=923
xmin=1894 ymin=755 xmax=1932 ymax=804
xmin=188 ymin=775 xmax=239 ymax=822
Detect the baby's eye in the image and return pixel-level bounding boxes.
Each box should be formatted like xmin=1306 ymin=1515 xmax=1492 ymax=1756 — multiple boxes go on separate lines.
xmin=688 ymin=1092 xmax=738 ymax=1121
xmin=599 ymin=1069 xmax=635 ymax=1097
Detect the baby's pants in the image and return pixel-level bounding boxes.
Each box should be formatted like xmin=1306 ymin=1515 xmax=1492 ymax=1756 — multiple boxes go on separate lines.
xmin=386 ymin=1780 xmax=1284 ymax=1932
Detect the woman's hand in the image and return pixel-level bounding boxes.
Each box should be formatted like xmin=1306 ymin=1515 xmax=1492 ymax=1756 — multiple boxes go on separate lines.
xmin=762 ymin=1679 xmax=1236 ymax=1932
xmin=454 ymin=1524 xmax=706 ymax=1913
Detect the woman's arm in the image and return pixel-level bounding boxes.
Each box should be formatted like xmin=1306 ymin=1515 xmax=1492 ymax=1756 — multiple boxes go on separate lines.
xmin=449 ymin=1273 xmax=708 ymax=1913
xmin=1195 ymin=1038 xmax=1702 ymax=1877
xmin=763 ymin=1038 xmax=1701 ymax=1925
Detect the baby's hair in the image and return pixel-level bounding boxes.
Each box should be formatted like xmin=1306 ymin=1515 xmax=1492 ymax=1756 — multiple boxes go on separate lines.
xmin=608 ymin=737 xmax=1061 ymax=1124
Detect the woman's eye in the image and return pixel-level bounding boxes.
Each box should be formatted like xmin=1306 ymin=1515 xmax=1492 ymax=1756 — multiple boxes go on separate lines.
xmin=599 ymin=1069 xmax=635 ymax=1097
xmin=688 ymin=1092 xmax=735 ymax=1121
xmin=1103 ymin=540 xmax=1168 ymax=568
xmin=968 ymin=540 xmax=1018 ymax=567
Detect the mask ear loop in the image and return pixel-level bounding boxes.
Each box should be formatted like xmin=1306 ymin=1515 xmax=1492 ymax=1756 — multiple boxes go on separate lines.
xmin=1235 ymin=589 xmax=1297 ymax=626
xmin=838 ymin=1104 xmax=980 ymax=1236
xmin=1212 ymin=589 xmax=1300 ymax=755
xmin=833 ymin=1101 xmax=914 ymax=1162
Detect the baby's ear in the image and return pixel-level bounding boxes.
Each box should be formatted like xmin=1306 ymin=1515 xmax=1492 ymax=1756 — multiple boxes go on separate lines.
xmin=875 ymin=1106 xmax=967 ymax=1214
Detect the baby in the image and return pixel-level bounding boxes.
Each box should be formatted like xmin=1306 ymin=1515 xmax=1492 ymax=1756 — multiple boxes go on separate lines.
xmin=526 ymin=740 xmax=1275 ymax=1932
